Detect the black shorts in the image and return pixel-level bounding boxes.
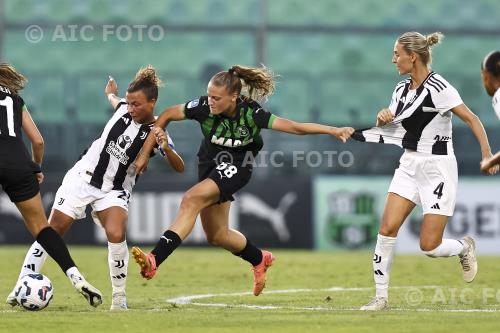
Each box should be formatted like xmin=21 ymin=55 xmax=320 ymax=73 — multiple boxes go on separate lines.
xmin=0 ymin=168 xmax=40 ymax=202
xmin=198 ymin=160 xmax=253 ymax=203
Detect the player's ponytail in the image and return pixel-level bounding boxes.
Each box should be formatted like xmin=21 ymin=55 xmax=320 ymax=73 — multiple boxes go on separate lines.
xmin=210 ymin=65 xmax=276 ymax=102
xmin=127 ymin=65 xmax=163 ymax=101
xmin=398 ymin=31 xmax=444 ymax=67
xmin=0 ymin=63 xmax=27 ymax=95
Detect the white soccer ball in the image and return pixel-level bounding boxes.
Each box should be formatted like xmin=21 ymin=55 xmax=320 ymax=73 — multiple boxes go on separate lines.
xmin=14 ymin=274 xmax=54 ymax=311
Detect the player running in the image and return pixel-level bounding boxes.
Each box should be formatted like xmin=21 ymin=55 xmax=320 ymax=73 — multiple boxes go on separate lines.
xmin=0 ymin=63 xmax=103 ymax=307
xmin=352 ymin=32 xmax=498 ymax=311
xmin=130 ymin=64 xmax=354 ymax=296
xmin=6 ymin=65 xmax=184 ymax=310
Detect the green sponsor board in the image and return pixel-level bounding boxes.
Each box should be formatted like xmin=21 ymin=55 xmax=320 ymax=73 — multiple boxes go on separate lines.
xmin=314 ymin=176 xmax=390 ymax=250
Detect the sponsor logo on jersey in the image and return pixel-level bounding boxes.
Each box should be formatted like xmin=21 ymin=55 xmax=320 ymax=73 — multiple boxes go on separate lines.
xmin=211 ymin=135 xmax=253 ymax=148
xmin=106 ymin=136 xmax=131 ymax=165
xmin=187 ymin=99 xmax=199 ymax=109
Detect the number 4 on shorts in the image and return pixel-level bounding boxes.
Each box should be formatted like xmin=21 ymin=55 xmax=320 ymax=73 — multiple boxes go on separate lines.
xmin=433 ymin=182 xmax=444 ymax=199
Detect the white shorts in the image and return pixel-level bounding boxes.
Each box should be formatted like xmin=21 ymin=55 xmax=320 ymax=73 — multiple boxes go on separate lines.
xmin=52 ymin=168 xmax=131 ymax=224
xmin=388 ymin=150 xmax=458 ymax=216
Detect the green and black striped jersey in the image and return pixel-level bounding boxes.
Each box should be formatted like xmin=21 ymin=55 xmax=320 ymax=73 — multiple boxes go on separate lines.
xmin=184 ymin=96 xmax=276 ymax=162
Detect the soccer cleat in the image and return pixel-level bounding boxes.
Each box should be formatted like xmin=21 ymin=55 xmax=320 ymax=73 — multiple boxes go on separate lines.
xmin=110 ymin=292 xmax=128 ymax=311
xmin=360 ymin=297 xmax=389 ymax=311
xmin=252 ymin=250 xmax=275 ymax=296
xmin=5 ymin=288 xmax=18 ymax=306
xmin=459 ymin=236 xmax=477 ymax=283
xmin=70 ymin=275 xmax=103 ymax=307
xmin=131 ymin=246 xmax=157 ymax=280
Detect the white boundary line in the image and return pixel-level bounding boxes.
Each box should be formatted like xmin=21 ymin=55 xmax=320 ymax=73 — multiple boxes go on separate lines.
xmin=166 ymin=286 xmax=500 ymax=313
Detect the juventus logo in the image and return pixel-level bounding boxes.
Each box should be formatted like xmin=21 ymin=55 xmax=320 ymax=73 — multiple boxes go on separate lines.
xmin=140 ymin=131 xmax=147 ymax=140
xmin=373 ymin=254 xmax=382 ymax=264
xmin=33 ymin=249 xmax=44 ymax=258
xmin=114 ymin=260 xmax=125 ymax=268
xmin=58 ymin=198 xmax=65 ymax=205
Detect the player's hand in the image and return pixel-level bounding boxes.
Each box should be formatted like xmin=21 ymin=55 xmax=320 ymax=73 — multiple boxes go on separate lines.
xmin=332 ymin=127 xmax=354 ymax=143
xmin=134 ymin=151 xmax=149 ymax=175
xmin=376 ymin=108 xmax=394 ymax=126
xmin=35 ymin=172 xmax=44 ymax=184
xmin=480 ymin=157 xmax=499 ymax=175
xmin=152 ymin=126 xmax=169 ymax=151
xmin=105 ymin=76 xmax=118 ymax=96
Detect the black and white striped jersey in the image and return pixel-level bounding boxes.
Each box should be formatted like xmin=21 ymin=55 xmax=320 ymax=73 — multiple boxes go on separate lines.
xmin=73 ymin=99 xmax=161 ymax=192
xmin=353 ymin=72 xmax=463 ymax=155
xmin=493 ymin=88 xmax=500 ymax=120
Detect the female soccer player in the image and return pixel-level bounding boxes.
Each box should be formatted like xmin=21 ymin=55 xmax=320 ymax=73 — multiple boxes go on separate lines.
xmin=0 ymin=63 xmax=103 ymax=307
xmin=479 ymin=51 xmax=500 ymax=172
xmin=131 ymin=64 xmax=354 ymax=296
xmin=352 ymin=32 xmax=499 ymax=311
xmin=7 ymin=66 xmax=184 ymax=310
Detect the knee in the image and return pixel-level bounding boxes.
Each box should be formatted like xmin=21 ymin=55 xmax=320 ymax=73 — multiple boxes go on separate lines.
xmin=180 ymin=191 xmax=204 ymax=212
xmin=49 ymin=220 xmax=67 ymax=236
xmin=106 ymin=229 xmax=126 ymax=243
xmin=205 ymin=230 xmax=227 ymax=247
xmin=420 ymin=241 xmax=441 ymax=256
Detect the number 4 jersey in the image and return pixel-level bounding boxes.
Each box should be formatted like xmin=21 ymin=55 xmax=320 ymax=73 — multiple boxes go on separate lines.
xmin=0 ymin=88 xmax=41 ymax=172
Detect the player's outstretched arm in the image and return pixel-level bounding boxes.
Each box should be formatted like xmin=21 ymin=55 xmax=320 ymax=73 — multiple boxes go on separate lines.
xmin=270 ymin=117 xmax=354 ymax=143
xmin=135 ymin=104 xmax=186 ymax=174
xmin=452 ymin=103 xmax=499 ymax=175
xmin=21 ymin=107 xmax=44 ymax=183
xmin=152 ymin=126 xmax=184 ymax=172
xmin=105 ymin=76 xmax=121 ymax=109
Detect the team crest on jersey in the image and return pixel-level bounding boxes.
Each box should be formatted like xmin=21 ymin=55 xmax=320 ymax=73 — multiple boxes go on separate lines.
xmin=236 ymin=126 xmax=249 ymax=137
xmin=187 ymin=99 xmax=199 ymax=109
xmin=106 ymin=134 xmax=131 ymax=165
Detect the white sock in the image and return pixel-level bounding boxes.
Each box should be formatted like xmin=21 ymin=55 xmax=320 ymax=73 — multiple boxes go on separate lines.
xmin=373 ymin=233 xmax=397 ymax=299
xmin=423 ymin=239 xmax=465 ymax=258
xmin=17 ymin=242 xmax=49 ymax=280
xmin=66 ymin=266 xmax=84 ymax=285
xmin=108 ymin=240 xmax=128 ymax=294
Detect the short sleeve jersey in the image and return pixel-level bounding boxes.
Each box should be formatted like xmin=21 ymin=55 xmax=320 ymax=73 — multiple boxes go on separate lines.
xmin=0 ymin=87 xmax=40 ymax=172
xmin=184 ymin=96 xmax=276 ymax=161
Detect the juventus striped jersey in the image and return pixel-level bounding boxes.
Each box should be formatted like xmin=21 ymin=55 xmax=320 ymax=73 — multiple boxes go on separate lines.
xmin=352 ymin=72 xmax=463 ymax=155
xmin=73 ymin=99 xmax=164 ymax=192
xmin=493 ymin=88 xmax=500 ymax=120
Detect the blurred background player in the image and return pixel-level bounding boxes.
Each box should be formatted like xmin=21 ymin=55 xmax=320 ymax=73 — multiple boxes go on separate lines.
xmin=6 ymin=66 xmax=184 ymax=310
xmin=479 ymin=51 xmax=500 ymax=172
xmin=351 ymin=32 xmax=499 ymax=311
xmin=0 ymin=63 xmax=103 ymax=307
xmin=130 ymin=65 xmax=354 ymax=296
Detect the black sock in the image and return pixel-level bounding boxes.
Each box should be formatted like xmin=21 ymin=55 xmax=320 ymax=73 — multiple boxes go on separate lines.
xmin=36 ymin=227 xmax=76 ymax=273
xmin=151 ymin=230 xmax=182 ymax=267
xmin=233 ymin=238 xmax=263 ymax=266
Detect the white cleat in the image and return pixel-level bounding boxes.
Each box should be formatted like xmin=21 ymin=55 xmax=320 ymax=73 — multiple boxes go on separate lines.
xmin=360 ymin=297 xmax=389 ymax=311
xmin=459 ymin=236 xmax=477 ymax=283
xmin=110 ymin=292 xmax=128 ymax=311
xmin=70 ymin=275 xmax=103 ymax=307
xmin=5 ymin=289 xmax=18 ymax=307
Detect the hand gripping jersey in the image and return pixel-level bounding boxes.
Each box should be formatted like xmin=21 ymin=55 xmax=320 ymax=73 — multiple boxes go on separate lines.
xmin=73 ymin=99 xmax=166 ymax=192
xmin=184 ymin=96 xmax=276 ymax=162
xmin=353 ymin=72 xmax=463 ymax=155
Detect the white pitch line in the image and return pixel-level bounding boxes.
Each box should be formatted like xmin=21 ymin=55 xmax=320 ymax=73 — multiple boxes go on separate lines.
xmin=166 ymin=286 xmax=500 ymax=313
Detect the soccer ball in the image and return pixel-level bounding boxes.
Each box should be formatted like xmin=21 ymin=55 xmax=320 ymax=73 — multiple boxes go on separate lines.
xmin=14 ymin=274 xmax=54 ymax=311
